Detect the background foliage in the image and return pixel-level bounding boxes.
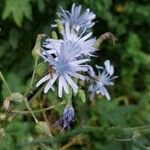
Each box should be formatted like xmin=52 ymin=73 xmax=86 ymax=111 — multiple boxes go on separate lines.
xmin=0 ymin=0 xmax=150 ymax=149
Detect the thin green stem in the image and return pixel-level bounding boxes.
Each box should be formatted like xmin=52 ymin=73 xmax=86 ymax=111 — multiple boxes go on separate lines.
xmin=30 ymin=59 xmax=38 ymax=88
xmin=0 ymin=71 xmax=12 ymax=94
xmin=114 ymin=137 xmax=134 ymax=142
xmin=24 ymin=98 xmax=38 ymax=123
xmin=133 ymin=141 xmax=150 ymax=150
xmin=132 ymin=125 xmax=150 ymax=131
xmin=14 ymin=102 xmax=65 ymax=114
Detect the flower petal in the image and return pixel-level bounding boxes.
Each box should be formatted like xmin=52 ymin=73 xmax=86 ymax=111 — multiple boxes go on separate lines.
xmin=36 ymin=75 xmax=50 ymax=87
xmin=64 ymin=73 xmax=78 ymax=93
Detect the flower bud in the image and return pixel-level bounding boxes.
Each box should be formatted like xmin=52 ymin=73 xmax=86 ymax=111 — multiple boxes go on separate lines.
xmin=35 ymin=62 xmax=47 ymax=76
xmin=9 ymin=92 xmax=26 ymax=103
xmin=51 ymin=31 xmax=58 ymax=39
xmin=56 ymin=19 xmax=64 ymax=33
xmin=32 ymin=34 xmax=46 ymax=61
xmin=77 ymin=89 xmax=86 ymax=103
xmin=35 ymin=121 xmax=52 ymax=137
xmin=58 ymin=105 xmax=74 ymax=130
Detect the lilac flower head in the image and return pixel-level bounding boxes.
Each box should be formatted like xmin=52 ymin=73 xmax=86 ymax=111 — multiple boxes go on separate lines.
xmin=36 ymin=41 xmax=90 ymax=97
xmin=43 ymin=23 xmax=96 ymax=57
xmin=58 ymin=105 xmax=74 ymax=130
xmin=58 ymin=3 xmax=96 ymax=31
xmin=88 ymin=60 xmax=117 ymax=100
xmin=63 ymin=23 xmax=97 ymax=57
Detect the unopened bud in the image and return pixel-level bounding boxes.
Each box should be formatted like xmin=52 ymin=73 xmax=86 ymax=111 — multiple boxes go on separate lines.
xmin=35 ymin=121 xmax=52 ymax=137
xmin=32 ymin=34 xmax=46 ymax=61
xmin=9 ymin=92 xmax=26 ymax=103
xmin=77 ymin=89 xmax=86 ymax=103
xmin=35 ymin=62 xmax=47 ymax=76
xmin=51 ymin=31 xmax=58 ymax=39
xmin=56 ymin=19 xmax=64 ymax=33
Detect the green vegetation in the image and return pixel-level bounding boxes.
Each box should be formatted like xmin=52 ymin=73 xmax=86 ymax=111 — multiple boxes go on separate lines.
xmin=0 ymin=0 xmax=150 ymax=149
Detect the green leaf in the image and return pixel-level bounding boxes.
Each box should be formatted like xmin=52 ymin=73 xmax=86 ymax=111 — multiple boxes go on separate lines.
xmin=2 ymin=0 xmax=32 ymax=27
xmin=0 ymin=135 xmax=15 ymax=150
xmin=77 ymin=89 xmax=86 ymax=103
xmin=9 ymin=28 xmax=20 ymax=49
xmin=37 ymin=0 xmax=46 ymax=12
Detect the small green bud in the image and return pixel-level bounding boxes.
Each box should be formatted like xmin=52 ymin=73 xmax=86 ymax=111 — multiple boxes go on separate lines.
xmin=56 ymin=19 xmax=64 ymax=33
xmin=9 ymin=92 xmax=26 ymax=103
xmin=32 ymin=34 xmax=46 ymax=61
xmin=35 ymin=62 xmax=47 ymax=76
xmin=51 ymin=31 xmax=58 ymax=39
xmin=35 ymin=121 xmax=52 ymax=137
xmin=77 ymin=89 xmax=86 ymax=103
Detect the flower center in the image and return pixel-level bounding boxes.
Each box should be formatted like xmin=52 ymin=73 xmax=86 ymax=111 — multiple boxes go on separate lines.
xmin=56 ymin=60 xmax=70 ymax=75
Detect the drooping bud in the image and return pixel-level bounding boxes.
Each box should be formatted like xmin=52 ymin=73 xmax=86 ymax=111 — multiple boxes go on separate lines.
xmin=32 ymin=34 xmax=46 ymax=61
xmin=94 ymin=32 xmax=117 ymax=49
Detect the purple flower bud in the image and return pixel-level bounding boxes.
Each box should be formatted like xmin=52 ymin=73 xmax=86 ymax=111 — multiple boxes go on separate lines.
xmin=59 ymin=105 xmax=74 ymax=130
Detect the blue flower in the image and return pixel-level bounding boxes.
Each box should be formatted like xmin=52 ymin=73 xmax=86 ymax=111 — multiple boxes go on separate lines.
xmin=36 ymin=41 xmax=90 ymax=97
xmin=58 ymin=3 xmax=96 ymax=31
xmin=88 ymin=60 xmax=117 ymax=100
xmin=63 ymin=23 xmax=97 ymax=57
xmin=58 ymin=105 xmax=74 ymax=130
xmin=43 ymin=22 xmax=96 ymax=57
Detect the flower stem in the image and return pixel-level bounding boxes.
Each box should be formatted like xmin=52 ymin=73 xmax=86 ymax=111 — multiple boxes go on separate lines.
xmin=30 ymin=59 xmax=38 ymax=88
xmin=24 ymin=98 xmax=38 ymax=123
xmin=0 ymin=71 xmax=12 ymax=94
xmin=14 ymin=102 xmax=65 ymax=115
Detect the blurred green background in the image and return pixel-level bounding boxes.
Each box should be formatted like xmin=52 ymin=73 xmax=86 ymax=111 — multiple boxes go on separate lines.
xmin=0 ymin=0 xmax=150 ymax=149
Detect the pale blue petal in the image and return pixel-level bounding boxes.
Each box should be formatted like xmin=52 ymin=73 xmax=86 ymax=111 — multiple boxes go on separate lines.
xmin=36 ymin=75 xmax=50 ymax=87
xmin=64 ymin=73 xmax=78 ymax=93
